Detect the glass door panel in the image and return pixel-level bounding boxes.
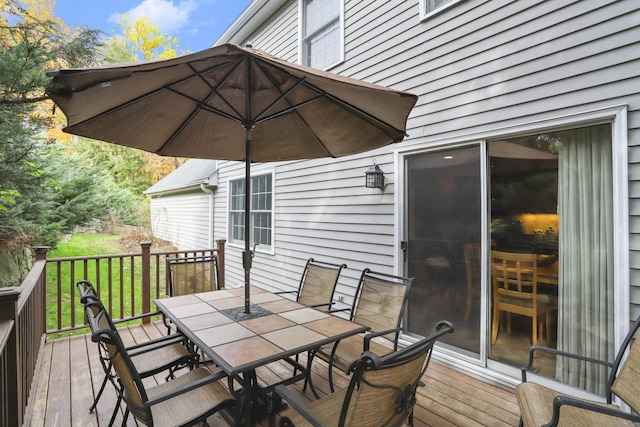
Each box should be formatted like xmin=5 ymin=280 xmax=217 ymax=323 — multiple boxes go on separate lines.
xmin=488 ymin=124 xmax=615 ymax=394
xmin=405 ymin=145 xmax=482 ymax=356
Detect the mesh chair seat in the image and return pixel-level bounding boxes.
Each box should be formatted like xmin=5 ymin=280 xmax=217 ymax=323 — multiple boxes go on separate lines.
xmin=516 ymin=313 xmax=640 ymax=426
xmin=516 ymin=382 xmax=631 ymax=427
xmin=145 ymin=368 xmax=234 ymax=427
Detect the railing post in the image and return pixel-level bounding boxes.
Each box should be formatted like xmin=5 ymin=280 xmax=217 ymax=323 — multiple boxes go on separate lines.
xmin=141 ymin=242 xmax=152 ymax=323
xmin=216 ymin=239 xmax=226 ymax=289
xmin=32 ymin=246 xmax=49 ymax=335
xmin=0 ymin=287 xmax=22 ymax=427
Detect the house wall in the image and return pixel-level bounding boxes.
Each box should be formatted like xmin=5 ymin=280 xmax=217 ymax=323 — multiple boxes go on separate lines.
xmin=150 ymin=192 xmax=213 ymax=249
xmin=214 ymin=0 xmax=640 ymax=318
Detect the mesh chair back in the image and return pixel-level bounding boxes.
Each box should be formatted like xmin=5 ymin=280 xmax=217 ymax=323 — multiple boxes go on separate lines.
xmin=297 ymin=258 xmax=346 ymax=309
xmin=167 ymin=255 xmax=219 ymax=296
xmin=351 ymin=269 xmax=413 ymax=343
xmin=340 ymin=321 xmax=454 ymax=426
xmin=609 ymin=314 xmax=640 ymax=412
xmin=87 ymin=305 xmax=151 ymax=424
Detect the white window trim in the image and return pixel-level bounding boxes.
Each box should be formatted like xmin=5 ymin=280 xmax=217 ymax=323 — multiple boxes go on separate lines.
xmin=419 ymin=0 xmax=462 ymax=21
xmin=298 ymin=0 xmax=345 ymax=70
xmin=226 ymin=169 xmax=275 ymax=255
xmin=394 ymin=105 xmax=630 ymax=393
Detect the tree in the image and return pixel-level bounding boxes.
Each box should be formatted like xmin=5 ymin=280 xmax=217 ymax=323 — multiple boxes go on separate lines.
xmin=0 ymin=0 xmax=102 ymax=247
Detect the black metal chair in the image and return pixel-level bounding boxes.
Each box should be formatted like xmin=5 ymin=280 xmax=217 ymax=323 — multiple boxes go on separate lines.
xmin=273 ymin=320 xmax=454 ymax=427
xmin=166 ymin=254 xmax=219 ymax=297
xmin=516 ymin=312 xmax=640 ymax=426
xmin=77 ymin=280 xmax=197 ymax=425
xmin=276 ymin=258 xmax=346 ymax=310
xmin=87 ymin=302 xmax=235 ymax=426
xmin=309 ymin=268 xmax=414 ymax=393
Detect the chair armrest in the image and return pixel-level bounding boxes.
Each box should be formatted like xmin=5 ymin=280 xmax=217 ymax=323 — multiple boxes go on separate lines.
xmin=113 ymin=310 xmax=163 ymax=325
xmin=520 ymin=346 xmax=613 ymax=382
xmin=144 ymin=370 xmax=228 ymax=408
xmin=307 ymin=301 xmax=336 ymax=311
xmin=327 ymin=307 xmax=350 ymax=314
xmin=126 ymin=333 xmax=188 ymax=355
xmin=273 ymin=384 xmax=326 ymax=427
xmin=542 ymin=395 xmax=640 ymax=427
xmin=363 ymin=327 xmax=402 ymax=351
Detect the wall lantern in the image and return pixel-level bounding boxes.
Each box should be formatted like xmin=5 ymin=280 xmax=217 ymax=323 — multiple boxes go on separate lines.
xmin=365 ymin=161 xmax=385 ymax=189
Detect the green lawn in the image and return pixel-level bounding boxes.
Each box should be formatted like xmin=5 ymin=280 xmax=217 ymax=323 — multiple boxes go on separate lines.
xmin=46 ymin=234 xmax=164 ymax=337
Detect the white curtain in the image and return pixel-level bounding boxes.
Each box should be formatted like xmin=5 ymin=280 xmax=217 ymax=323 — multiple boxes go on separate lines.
xmin=556 ymin=124 xmax=614 ymax=395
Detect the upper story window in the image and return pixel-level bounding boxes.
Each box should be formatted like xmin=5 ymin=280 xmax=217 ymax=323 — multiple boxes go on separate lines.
xmin=228 ymin=173 xmax=273 ymax=250
xmin=420 ymin=0 xmax=460 ymax=20
xmin=301 ymin=0 xmax=343 ymax=69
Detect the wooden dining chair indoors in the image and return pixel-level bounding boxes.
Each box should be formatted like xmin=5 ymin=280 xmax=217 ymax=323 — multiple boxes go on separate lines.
xmin=166 ymin=254 xmax=219 ymax=297
xmin=309 ymin=268 xmax=414 ymax=393
xmin=276 ymin=258 xmax=347 ymax=310
xmin=88 ymin=304 xmax=236 ymax=427
xmin=491 ymin=251 xmax=556 ymax=345
xmin=516 ymin=313 xmax=640 ymax=426
xmin=463 ymin=242 xmax=481 ymax=322
xmin=77 ymin=280 xmax=197 ymax=425
xmin=273 ymin=320 xmax=454 ymax=427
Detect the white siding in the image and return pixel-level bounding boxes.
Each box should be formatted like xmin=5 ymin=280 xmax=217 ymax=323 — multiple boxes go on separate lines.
xmin=215 ymin=0 xmax=640 ymax=316
xmin=150 ymin=192 xmax=213 ymax=249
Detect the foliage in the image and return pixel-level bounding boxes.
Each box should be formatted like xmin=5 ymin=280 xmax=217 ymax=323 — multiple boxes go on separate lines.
xmin=0 ymin=0 xmax=102 ymax=248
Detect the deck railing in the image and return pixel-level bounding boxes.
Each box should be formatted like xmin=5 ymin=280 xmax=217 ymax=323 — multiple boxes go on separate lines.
xmin=0 ymin=247 xmax=48 ymax=427
xmin=0 ymin=240 xmax=225 ymax=427
xmin=45 ymin=239 xmax=226 ymax=334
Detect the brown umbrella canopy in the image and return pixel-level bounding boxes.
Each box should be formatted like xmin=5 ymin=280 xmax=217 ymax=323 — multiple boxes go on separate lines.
xmin=47 ymin=43 xmax=417 ymax=162
xmin=47 ymin=43 xmax=418 ymax=314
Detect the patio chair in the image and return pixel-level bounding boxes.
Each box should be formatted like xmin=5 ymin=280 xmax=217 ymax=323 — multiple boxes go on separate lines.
xmin=167 ymin=254 xmax=219 ymax=297
xmin=77 ymin=280 xmax=197 ymax=425
xmin=273 ymin=320 xmax=454 ymax=427
xmin=516 ymin=312 xmax=640 ymax=426
xmin=276 ymin=258 xmax=347 ymax=310
xmin=87 ymin=303 xmax=236 ymax=427
xmin=491 ymin=250 xmax=556 ymax=345
xmin=310 ymin=268 xmax=414 ymax=393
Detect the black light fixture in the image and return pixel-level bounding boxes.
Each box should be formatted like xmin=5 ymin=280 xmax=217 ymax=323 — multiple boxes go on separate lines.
xmin=365 ymin=160 xmax=385 ymax=189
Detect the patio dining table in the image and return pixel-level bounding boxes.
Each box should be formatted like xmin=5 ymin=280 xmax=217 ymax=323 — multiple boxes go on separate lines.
xmin=155 ymin=286 xmax=369 ymax=426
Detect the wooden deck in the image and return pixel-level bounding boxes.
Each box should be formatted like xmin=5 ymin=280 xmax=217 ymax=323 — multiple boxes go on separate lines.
xmin=24 ymin=322 xmax=520 ymax=426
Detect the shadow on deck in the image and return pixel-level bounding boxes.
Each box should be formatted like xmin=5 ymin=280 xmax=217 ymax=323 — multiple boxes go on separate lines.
xmin=25 ymin=322 xmax=520 ymax=426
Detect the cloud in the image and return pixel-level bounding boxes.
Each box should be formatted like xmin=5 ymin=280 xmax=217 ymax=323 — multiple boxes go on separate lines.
xmin=109 ymin=0 xmax=197 ymax=33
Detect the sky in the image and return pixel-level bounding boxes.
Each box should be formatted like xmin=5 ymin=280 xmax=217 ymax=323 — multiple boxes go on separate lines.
xmin=53 ymin=0 xmax=253 ymax=54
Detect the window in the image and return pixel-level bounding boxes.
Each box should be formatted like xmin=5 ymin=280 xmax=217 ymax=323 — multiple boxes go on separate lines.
xmin=420 ymin=0 xmax=460 ymax=19
xmin=301 ymin=0 xmax=342 ymax=69
xmin=229 ymin=173 xmax=273 ymax=249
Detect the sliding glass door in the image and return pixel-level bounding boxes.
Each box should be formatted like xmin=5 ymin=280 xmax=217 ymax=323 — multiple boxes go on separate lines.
xmin=404 ymin=123 xmax=615 ymax=393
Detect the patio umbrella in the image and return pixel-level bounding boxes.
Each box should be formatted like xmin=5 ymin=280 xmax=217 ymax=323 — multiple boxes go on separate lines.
xmin=47 ymin=42 xmax=418 ymax=314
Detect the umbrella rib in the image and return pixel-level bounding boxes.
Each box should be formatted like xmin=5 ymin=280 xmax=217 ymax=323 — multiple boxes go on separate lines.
xmin=188 ymin=60 xmax=247 ymax=122
xmin=60 ymin=58 xmax=243 ymax=131
xmin=252 ymin=59 xmax=334 ymax=158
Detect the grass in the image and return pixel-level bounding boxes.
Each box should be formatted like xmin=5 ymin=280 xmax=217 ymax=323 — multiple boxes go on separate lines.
xmin=46 ymin=233 xmax=166 ymax=338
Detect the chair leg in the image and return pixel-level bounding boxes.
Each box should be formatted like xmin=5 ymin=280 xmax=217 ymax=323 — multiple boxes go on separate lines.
xmin=491 ymin=307 xmax=500 ymax=344
xmin=90 ymin=373 xmax=109 ymax=412
xmin=464 ymin=290 xmax=473 ymax=322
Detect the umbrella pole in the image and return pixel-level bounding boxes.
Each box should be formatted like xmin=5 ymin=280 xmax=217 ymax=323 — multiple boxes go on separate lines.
xmin=243 ymin=127 xmax=252 ymax=314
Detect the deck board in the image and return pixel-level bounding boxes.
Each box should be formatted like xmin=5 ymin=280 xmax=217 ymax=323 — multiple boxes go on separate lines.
xmin=25 ymin=324 xmax=520 ymax=426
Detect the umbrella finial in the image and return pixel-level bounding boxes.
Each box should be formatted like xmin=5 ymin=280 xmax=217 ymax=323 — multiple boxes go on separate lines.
xmin=245 ymin=42 xmax=253 ymax=48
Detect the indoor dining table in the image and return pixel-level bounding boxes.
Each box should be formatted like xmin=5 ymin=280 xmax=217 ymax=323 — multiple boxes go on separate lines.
xmin=155 ymin=285 xmax=369 ymax=426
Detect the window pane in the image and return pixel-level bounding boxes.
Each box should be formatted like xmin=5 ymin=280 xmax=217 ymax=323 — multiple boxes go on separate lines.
xmin=489 ymin=124 xmax=614 ymax=394
xmin=303 ymin=0 xmax=340 ymax=68
xmin=229 ymin=174 xmax=273 ymax=248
